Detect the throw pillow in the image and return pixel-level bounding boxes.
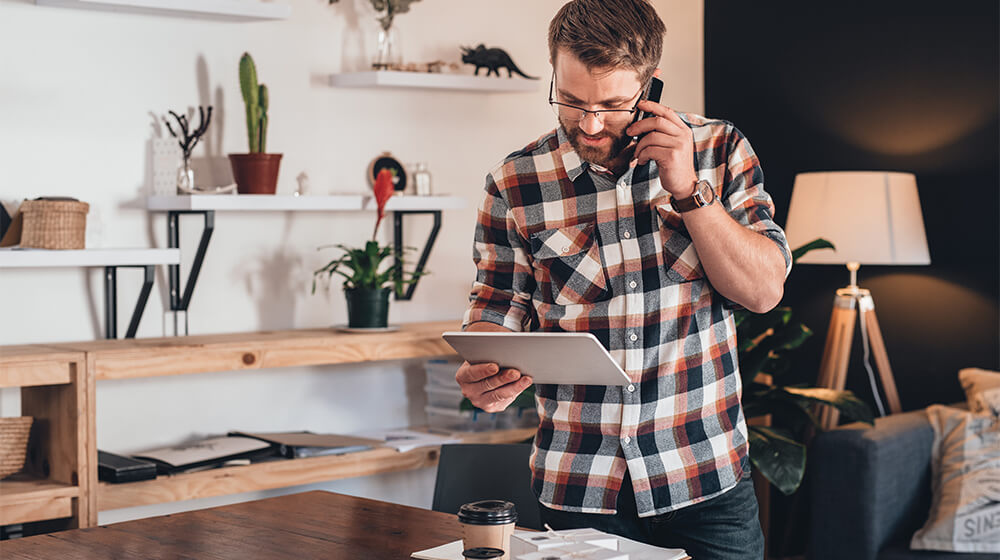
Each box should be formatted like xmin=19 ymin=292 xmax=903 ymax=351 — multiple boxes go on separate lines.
xmin=910 ymin=405 xmax=1000 ymax=553
xmin=959 ymin=368 xmax=1000 ymax=416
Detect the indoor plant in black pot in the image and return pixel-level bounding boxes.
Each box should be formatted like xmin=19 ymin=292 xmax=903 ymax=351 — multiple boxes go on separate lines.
xmin=312 ymin=169 xmax=422 ymax=328
xmin=229 ymin=52 xmax=281 ymax=194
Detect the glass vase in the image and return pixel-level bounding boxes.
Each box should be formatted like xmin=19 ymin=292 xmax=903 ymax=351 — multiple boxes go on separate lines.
xmin=372 ymin=24 xmax=401 ymax=70
xmin=176 ymin=159 xmax=194 ymax=193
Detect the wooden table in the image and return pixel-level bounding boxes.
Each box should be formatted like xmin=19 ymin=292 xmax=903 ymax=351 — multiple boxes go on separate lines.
xmin=0 ymin=491 xmax=464 ymax=559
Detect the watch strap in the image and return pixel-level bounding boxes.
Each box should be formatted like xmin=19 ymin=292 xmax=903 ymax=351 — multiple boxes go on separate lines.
xmin=672 ymin=180 xmax=715 ymax=212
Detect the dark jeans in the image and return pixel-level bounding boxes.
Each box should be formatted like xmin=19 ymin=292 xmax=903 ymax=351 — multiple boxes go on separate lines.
xmin=539 ymin=469 xmax=764 ymax=560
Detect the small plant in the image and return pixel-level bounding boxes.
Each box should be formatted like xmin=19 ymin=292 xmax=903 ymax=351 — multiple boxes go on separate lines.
xmin=312 ymin=169 xmax=424 ymax=296
xmin=164 ymin=106 xmax=212 ymax=162
xmin=239 ymin=52 xmax=268 ymax=153
xmin=328 ymin=0 xmax=422 ymax=30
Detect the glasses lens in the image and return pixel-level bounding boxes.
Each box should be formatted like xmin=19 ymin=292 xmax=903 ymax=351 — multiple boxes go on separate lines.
xmin=551 ymin=103 xmax=632 ymax=124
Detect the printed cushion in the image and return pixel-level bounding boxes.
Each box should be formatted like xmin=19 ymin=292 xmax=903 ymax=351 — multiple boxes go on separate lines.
xmin=910 ymin=405 xmax=1000 ymax=553
xmin=959 ymin=368 xmax=1000 ymax=416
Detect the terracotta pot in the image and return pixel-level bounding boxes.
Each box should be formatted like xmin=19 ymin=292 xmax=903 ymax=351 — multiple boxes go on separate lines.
xmin=228 ymin=153 xmax=282 ymax=194
xmin=345 ymin=287 xmax=391 ymax=328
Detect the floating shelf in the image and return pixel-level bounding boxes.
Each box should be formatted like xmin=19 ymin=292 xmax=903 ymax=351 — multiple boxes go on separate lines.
xmin=0 ymin=248 xmax=180 ymax=268
xmin=97 ymin=426 xmax=534 ymax=511
xmin=35 ymin=0 xmax=291 ymax=20
xmin=147 ymin=194 xmax=466 ymax=212
xmin=330 ymin=71 xmax=540 ymax=93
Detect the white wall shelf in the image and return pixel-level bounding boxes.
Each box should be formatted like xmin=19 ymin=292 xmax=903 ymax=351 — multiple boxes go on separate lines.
xmin=147 ymin=194 xmax=466 ymax=212
xmin=329 ymin=71 xmax=540 ymax=93
xmin=0 ymin=248 xmax=180 ymax=339
xmin=0 ymin=248 xmax=179 ymax=268
xmin=35 ymin=0 xmax=291 ymax=21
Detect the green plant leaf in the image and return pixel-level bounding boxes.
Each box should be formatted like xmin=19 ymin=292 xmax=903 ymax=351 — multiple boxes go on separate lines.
xmin=791 ymin=238 xmax=834 ymax=263
xmin=748 ymin=426 xmax=805 ymax=495
xmin=780 ymin=387 xmax=875 ymax=425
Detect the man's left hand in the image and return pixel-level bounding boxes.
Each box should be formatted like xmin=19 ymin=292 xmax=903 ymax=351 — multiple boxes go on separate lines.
xmin=627 ymin=101 xmax=698 ymax=198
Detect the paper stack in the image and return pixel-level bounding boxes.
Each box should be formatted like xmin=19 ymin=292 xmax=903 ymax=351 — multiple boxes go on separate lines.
xmin=512 ymin=528 xmax=626 ymax=560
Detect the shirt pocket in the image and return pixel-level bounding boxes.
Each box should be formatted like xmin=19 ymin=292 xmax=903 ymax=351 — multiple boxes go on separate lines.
xmin=529 ymin=222 xmax=611 ymax=305
xmin=655 ymin=206 xmax=705 ymax=283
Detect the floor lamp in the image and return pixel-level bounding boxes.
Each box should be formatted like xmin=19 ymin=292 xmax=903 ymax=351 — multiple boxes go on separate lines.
xmin=784 ymin=171 xmax=930 ymax=429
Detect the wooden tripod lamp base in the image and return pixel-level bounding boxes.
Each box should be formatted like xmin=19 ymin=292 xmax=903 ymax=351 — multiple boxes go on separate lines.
xmin=815 ymin=264 xmax=902 ymax=429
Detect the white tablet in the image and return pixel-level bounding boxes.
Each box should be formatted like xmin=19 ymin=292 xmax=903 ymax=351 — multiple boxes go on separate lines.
xmin=442 ymin=331 xmax=631 ymax=386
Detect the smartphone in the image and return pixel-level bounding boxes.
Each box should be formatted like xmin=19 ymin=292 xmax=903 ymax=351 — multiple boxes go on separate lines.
xmin=631 ymin=76 xmax=664 ymax=143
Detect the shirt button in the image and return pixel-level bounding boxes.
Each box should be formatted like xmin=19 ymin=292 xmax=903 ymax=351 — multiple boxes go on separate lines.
xmin=627 ymin=384 xmax=635 ymax=392
xmin=629 ymin=280 xmax=637 ymax=289
xmin=623 ymin=231 xmax=631 ymax=239
xmin=623 ymin=436 xmax=632 ymax=444
xmin=629 ymin=333 xmax=638 ymax=342
xmin=561 ymin=246 xmax=570 ymax=254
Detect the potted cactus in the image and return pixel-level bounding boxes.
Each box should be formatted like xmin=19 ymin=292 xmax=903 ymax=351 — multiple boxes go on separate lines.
xmin=228 ymin=52 xmax=282 ymax=194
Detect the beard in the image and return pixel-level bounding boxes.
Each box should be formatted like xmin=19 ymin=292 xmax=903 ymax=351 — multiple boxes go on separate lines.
xmin=561 ymin=117 xmax=633 ymax=169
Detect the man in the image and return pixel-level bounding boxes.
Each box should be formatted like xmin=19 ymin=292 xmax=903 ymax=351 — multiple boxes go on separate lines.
xmin=456 ymin=0 xmax=791 ymax=557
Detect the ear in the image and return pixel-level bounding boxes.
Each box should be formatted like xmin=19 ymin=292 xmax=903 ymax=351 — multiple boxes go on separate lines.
xmin=653 ymin=68 xmax=662 ymax=78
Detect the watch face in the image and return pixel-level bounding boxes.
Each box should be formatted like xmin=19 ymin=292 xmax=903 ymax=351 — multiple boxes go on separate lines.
xmin=697 ymin=181 xmax=714 ymax=205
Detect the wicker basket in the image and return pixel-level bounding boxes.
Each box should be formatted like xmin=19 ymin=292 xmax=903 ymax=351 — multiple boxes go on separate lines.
xmin=0 ymin=416 xmax=33 ymax=479
xmin=19 ymin=198 xmax=89 ymax=250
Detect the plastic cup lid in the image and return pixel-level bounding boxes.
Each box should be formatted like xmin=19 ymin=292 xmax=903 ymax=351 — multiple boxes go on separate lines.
xmin=457 ymin=499 xmax=518 ymax=525
xmin=462 ymin=547 xmax=505 ymax=559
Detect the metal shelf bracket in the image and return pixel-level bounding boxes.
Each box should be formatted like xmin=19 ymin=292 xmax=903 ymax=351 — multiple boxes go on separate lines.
xmin=392 ymin=210 xmax=441 ymax=301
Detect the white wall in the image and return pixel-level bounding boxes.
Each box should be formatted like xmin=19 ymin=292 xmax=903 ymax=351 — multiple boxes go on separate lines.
xmin=0 ymin=0 xmax=702 ymax=524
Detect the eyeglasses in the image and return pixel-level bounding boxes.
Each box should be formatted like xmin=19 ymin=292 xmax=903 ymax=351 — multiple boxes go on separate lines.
xmin=548 ymin=72 xmax=645 ymax=124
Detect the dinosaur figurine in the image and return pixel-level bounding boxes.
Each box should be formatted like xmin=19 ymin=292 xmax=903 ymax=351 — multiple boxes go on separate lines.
xmin=460 ymin=45 xmax=539 ymax=79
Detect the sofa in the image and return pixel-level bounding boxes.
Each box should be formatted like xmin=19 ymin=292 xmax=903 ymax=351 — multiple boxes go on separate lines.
xmin=807 ymin=407 xmax=998 ymax=560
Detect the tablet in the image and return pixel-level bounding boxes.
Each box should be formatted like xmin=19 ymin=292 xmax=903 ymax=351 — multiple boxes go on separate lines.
xmin=442 ymin=331 xmax=631 ymax=386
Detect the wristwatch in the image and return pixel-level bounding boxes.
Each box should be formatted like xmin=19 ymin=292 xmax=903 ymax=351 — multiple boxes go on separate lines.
xmin=671 ymin=180 xmax=716 ymax=212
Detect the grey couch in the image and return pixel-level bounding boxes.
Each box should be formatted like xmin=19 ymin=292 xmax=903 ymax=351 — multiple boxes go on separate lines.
xmin=807 ymin=407 xmax=998 ymax=560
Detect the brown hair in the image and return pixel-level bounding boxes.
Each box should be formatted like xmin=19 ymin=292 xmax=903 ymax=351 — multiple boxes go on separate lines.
xmin=548 ymin=0 xmax=665 ymax=83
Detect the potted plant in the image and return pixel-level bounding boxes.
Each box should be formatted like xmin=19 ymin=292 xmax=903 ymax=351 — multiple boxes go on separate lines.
xmin=312 ymin=169 xmax=423 ymax=328
xmin=229 ymin=52 xmax=281 ymax=194
xmin=738 ymin=238 xmax=874 ymax=495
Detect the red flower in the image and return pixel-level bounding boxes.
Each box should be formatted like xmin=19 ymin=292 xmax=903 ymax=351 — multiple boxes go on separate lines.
xmin=372 ymin=168 xmax=395 ymax=240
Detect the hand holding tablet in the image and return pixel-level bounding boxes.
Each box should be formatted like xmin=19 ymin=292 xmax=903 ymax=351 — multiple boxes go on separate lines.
xmin=443 ymin=331 xmax=631 ymax=387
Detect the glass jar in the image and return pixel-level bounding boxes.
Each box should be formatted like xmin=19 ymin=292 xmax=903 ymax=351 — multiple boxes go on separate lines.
xmin=413 ymin=162 xmax=432 ymax=196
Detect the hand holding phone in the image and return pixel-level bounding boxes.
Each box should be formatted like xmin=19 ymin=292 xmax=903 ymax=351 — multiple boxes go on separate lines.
xmin=630 ymin=76 xmax=664 ymax=144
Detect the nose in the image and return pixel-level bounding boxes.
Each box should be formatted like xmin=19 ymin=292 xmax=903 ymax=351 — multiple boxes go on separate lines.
xmin=578 ymin=111 xmax=605 ymax=136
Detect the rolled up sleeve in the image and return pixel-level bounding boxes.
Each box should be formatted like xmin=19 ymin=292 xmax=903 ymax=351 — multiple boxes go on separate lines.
xmin=721 ymin=125 xmax=793 ymax=278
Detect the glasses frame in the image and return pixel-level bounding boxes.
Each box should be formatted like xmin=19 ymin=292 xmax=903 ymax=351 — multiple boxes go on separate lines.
xmin=548 ymin=71 xmax=647 ymax=123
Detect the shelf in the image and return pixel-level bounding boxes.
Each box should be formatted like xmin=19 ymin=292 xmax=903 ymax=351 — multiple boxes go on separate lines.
xmin=55 ymin=320 xmax=460 ymax=380
xmin=35 ymin=0 xmax=291 ymax=20
xmin=97 ymin=427 xmax=534 ymax=511
xmin=329 ymin=71 xmax=540 ymax=93
xmin=146 ymin=194 xmax=466 ymax=212
xmin=0 ymin=248 xmax=180 ymax=268
xmin=0 ymin=345 xmax=84 ymax=388
xmin=0 ymin=474 xmax=79 ymax=525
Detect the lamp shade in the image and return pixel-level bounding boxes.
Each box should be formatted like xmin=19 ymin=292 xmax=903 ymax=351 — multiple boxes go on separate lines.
xmin=785 ymin=171 xmax=930 ymax=265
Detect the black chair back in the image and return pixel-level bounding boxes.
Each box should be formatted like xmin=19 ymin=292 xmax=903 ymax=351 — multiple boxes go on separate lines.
xmin=431 ymin=443 xmax=543 ymax=530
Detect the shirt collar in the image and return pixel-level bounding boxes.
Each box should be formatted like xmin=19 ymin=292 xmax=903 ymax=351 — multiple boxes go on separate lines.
xmin=556 ymin=125 xmax=587 ymax=182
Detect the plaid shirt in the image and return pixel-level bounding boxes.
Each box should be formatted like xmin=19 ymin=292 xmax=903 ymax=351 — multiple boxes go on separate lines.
xmin=462 ymin=112 xmax=792 ymax=517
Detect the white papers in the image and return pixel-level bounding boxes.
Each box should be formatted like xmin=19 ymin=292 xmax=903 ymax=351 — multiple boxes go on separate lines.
xmin=410 ymin=539 xmax=464 ymax=560
xmin=511 ymin=529 xmax=687 ymax=560
xmin=352 ymin=428 xmax=460 ymax=453
xmin=132 ymin=436 xmax=270 ymax=468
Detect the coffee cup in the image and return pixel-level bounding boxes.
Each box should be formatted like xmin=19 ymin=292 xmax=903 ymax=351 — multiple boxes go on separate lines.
xmin=457 ymin=500 xmax=518 ymax=560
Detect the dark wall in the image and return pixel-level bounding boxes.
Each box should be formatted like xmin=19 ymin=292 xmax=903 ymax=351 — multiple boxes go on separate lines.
xmin=704 ymin=1 xmax=999 ymax=412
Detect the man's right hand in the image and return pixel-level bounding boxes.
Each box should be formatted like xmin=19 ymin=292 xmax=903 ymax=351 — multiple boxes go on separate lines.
xmin=455 ymin=361 xmax=533 ymax=413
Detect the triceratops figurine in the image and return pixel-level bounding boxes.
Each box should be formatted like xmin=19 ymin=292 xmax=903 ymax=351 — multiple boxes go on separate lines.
xmin=460 ymin=45 xmax=539 ymax=79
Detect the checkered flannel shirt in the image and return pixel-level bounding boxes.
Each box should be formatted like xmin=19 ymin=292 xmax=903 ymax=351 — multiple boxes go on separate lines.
xmin=462 ymin=112 xmax=792 ymax=516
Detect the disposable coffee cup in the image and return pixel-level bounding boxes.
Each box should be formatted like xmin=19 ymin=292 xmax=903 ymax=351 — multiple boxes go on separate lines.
xmin=457 ymin=500 xmax=518 ymax=560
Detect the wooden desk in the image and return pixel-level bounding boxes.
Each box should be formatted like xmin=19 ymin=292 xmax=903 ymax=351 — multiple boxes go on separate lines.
xmin=0 ymin=490 xmax=462 ymax=559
